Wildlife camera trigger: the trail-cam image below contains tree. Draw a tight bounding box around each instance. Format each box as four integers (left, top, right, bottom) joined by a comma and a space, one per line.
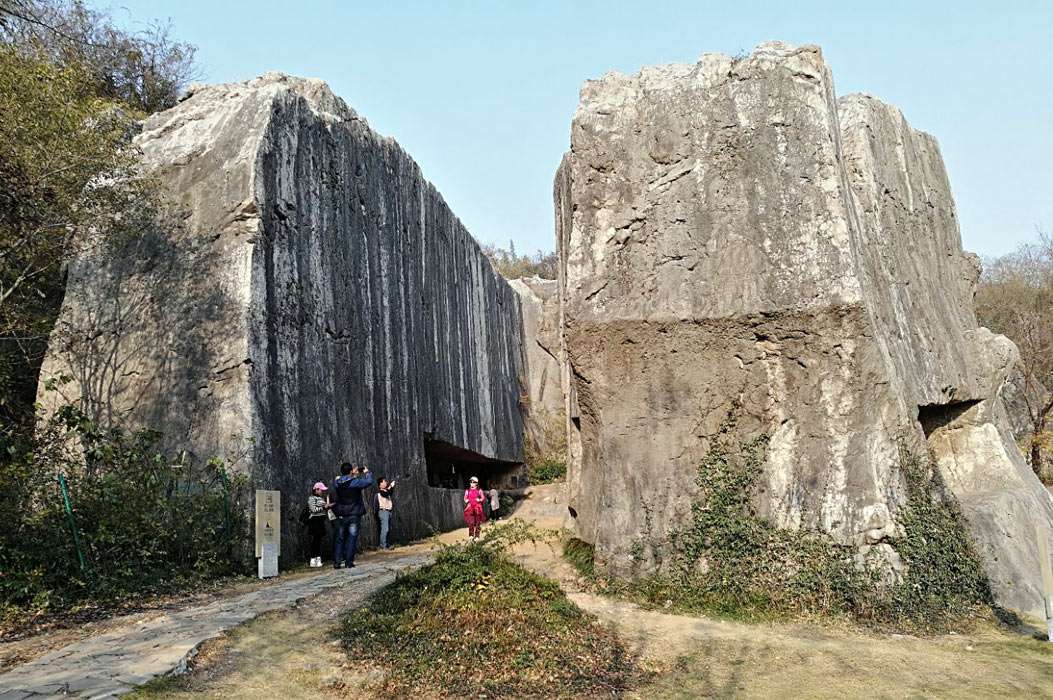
1, 0, 198, 113
975, 230, 1053, 481
0, 0, 198, 444
0, 47, 132, 436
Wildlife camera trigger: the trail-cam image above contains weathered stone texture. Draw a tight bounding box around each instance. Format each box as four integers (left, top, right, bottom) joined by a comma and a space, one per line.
509, 277, 564, 457
839, 93, 1053, 615
40, 73, 525, 559
556, 42, 1053, 617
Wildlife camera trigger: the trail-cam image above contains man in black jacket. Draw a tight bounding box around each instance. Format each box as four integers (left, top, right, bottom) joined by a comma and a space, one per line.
330, 462, 373, 569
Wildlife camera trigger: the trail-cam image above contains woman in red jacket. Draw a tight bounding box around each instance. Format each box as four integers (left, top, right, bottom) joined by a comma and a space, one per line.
463, 476, 486, 541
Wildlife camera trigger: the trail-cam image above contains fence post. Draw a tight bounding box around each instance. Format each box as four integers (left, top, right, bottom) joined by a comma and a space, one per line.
57, 472, 88, 573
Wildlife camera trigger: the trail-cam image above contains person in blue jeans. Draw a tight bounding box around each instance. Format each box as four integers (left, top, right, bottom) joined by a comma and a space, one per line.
373, 476, 396, 549
330, 462, 373, 569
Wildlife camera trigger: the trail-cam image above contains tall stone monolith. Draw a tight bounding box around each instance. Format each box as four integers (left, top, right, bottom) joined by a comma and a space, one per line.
555, 41, 1053, 617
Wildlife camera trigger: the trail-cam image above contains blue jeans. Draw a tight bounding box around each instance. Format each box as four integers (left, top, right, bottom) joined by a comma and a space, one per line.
332, 515, 361, 567
378, 509, 391, 549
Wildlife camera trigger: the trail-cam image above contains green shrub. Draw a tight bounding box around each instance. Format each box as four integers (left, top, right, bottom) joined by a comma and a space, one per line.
0, 405, 249, 628
342, 523, 640, 697
528, 457, 567, 485
524, 409, 568, 485
568, 415, 993, 631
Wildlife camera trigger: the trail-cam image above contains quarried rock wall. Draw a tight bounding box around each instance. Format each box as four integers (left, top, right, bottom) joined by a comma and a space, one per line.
40, 73, 526, 561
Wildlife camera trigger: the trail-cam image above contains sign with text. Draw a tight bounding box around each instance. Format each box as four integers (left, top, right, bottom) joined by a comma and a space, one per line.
255, 489, 281, 558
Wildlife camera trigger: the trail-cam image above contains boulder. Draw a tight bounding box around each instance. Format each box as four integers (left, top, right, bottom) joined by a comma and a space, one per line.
39, 73, 527, 559
555, 42, 1053, 617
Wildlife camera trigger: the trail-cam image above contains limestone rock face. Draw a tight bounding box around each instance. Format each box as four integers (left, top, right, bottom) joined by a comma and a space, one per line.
40, 73, 526, 559
556, 42, 1053, 617
509, 277, 564, 458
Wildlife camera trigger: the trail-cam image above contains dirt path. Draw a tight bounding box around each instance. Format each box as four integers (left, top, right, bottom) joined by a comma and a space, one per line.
506, 485, 1053, 698
129, 529, 476, 699
126, 553, 423, 699
0, 567, 336, 672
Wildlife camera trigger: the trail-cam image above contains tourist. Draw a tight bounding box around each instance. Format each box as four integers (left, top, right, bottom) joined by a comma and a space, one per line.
489, 486, 501, 521
306, 482, 329, 568
464, 476, 486, 540
373, 476, 396, 549
330, 462, 373, 569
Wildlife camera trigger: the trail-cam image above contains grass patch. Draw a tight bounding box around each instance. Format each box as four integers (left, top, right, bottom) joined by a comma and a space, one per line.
342, 523, 641, 697
565, 414, 995, 632
563, 537, 596, 579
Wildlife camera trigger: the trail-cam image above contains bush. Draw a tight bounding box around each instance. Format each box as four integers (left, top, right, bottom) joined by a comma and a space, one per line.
0, 405, 249, 629
524, 408, 568, 485
568, 415, 994, 631
342, 523, 640, 697
528, 457, 566, 485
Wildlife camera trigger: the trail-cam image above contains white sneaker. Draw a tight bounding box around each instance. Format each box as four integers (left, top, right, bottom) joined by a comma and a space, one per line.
309, 557, 320, 568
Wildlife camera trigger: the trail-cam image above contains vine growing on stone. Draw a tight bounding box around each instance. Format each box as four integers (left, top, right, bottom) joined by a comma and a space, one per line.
568, 413, 996, 631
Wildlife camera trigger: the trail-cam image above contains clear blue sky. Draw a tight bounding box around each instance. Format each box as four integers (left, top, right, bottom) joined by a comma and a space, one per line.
119, 0, 1051, 257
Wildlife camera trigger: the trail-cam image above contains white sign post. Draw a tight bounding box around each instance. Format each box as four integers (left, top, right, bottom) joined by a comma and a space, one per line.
255, 489, 281, 579
1037, 524, 1053, 641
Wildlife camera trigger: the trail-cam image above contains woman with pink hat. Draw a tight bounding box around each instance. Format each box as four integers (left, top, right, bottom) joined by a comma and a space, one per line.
463, 476, 486, 541
306, 481, 330, 567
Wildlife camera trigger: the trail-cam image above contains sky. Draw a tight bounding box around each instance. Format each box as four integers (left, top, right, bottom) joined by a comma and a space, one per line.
118, 0, 1051, 258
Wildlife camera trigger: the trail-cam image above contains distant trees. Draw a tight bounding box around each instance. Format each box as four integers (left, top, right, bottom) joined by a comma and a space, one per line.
482, 240, 557, 280
975, 231, 1053, 481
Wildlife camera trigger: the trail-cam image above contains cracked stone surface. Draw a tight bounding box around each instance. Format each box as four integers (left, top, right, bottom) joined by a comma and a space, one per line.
0, 553, 430, 698
555, 40, 1053, 617
36, 72, 526, 557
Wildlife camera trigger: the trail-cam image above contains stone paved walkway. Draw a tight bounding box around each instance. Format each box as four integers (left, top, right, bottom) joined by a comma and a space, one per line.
0, 553, 431, 699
